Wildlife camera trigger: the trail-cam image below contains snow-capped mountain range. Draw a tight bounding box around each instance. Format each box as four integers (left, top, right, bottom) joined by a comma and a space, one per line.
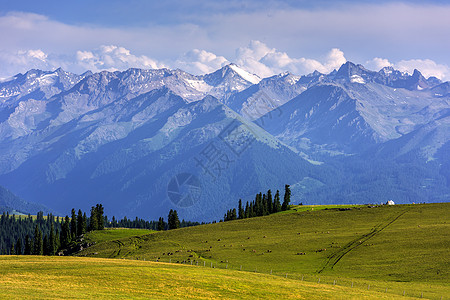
0, 62, 448, 220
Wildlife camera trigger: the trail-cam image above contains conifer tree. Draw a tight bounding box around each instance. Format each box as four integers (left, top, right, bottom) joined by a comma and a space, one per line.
262, 193, 268, 215
10, 243, 15, 255
157, 217, 165, 231
70, 208, 77, 239
96, 204, 105, 230
89, 206, 98, 231
173, 210, 180, 229
24, 235, 32, 255
255, 193, 263, 216
231, 208, 237, 220
82, 213, 87, 233
238, 199, 244, 219
48, 222, 56, 256
16, 238, 22, 255
281, 184, 291, 211
43, 235, 49, 255
273, 190, 281, 213
267, 190, 273, 214
33, 225, 43, 255
249, 201, 255, 218
168, 210, 180, 230
55, 229, 60, 251
60, 216, 71, 249
77, 209, 85, 235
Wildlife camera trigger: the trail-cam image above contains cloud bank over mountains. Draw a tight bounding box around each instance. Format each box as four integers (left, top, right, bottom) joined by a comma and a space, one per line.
2, 40, 449, 82
0, 4, 449, 80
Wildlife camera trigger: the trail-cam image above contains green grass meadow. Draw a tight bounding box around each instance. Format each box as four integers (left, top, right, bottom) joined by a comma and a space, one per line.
83, 228, 154, 244
0, 256, 414, 299
1, 203, 448, 299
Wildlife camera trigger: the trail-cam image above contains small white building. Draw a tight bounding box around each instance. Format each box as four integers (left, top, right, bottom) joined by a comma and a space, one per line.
386, 200, 395, 205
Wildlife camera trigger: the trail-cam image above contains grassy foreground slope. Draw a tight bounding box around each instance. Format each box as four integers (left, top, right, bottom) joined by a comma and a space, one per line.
76, 203, 449, 298
0, 256, 410, 299
83, 228, 154, 243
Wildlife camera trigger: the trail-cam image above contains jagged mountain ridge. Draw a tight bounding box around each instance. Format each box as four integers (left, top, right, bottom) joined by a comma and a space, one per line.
0, 68, 90, 106
0, 82, 312, 220
221, 61, 444, 123
0, 62, 448, 218
253, 63, 450, 204
256, 62, 449, 158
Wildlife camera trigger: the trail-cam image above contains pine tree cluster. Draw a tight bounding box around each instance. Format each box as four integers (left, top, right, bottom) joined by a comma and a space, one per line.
224, 185, 291, 221
1, 204, 203, 255
3, 188, 293, 255
0, 205, 101, 255
106, 211, 199, 231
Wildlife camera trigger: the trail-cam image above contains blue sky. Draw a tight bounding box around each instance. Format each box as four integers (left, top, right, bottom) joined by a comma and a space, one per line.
1, 0, 450, 80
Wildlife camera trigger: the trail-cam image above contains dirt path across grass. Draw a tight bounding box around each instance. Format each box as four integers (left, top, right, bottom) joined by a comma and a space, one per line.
318, 207, 410, 273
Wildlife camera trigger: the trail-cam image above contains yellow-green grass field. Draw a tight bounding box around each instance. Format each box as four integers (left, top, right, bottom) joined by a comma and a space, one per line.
83, 228, 154, 244
0, 256, 414, 299
1, 203, 448, 299
75, 203, 450, 299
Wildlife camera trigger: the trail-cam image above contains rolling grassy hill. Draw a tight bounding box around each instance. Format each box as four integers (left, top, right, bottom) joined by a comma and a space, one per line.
0, 256, 407, 299
1, 203, 448, 299
75, 203, 449, 299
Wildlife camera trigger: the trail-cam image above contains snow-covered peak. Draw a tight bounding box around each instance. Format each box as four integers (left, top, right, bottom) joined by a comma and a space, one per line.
275, 72, 300, 85
0, 68, 85, 103
227, 63, 261, 84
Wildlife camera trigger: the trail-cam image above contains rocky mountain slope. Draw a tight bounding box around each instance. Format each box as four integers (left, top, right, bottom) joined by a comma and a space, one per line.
0, 62, 448, 219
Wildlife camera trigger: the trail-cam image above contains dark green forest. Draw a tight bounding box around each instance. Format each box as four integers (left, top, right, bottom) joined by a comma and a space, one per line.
0, 205, 199, 255
223, 184, 291, 221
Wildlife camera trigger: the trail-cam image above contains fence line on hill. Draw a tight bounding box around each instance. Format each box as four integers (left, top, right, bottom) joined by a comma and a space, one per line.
143, 256, 445, 300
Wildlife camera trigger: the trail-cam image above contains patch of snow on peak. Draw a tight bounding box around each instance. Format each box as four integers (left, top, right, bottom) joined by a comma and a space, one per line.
350, 75, 365, 84
287, 75, 300, 85
381, 67, 393, 75
37, 73, 58, 86
228, 64, 261, 84
185, 79, 212, 93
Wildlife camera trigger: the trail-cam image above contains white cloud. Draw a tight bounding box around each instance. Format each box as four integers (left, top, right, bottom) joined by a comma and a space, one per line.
176, 49, 229, 74
395, 59, 449, 80
324, 48, 347, 72
0, 40, 348, 79
0, 45, 166, 77
1, 3, 450, 68
233, 41, 346, 77
75, 45, 164, 73
366, 57, 393, 71
234, 40, 277, 78
0, 49, 56, 77
0, 41, 449, 84
22, 49, 48, 61
366, 57, 450, 81
236, 40, 276, 62
1, 3, 450, 80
